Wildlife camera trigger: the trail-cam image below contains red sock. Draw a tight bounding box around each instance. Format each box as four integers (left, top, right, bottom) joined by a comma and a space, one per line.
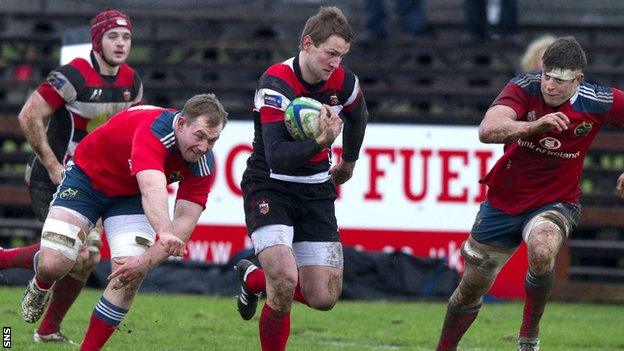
37, 275, 85, 335
81, 297, 128, 351
246, 267, 266, 294
80, 315, 117, 351
436, 304, 481, 351
35, 275, 54, 290
293, 281, 308, 306
520, 271, 553, 339
0, 243, 40, 270
259, 304, 290, 351
247, 268, 308, 305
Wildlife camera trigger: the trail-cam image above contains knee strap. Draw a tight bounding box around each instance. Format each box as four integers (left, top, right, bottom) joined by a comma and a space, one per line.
522, 210, 568, 243
40, 219, 85, 261
461, 240, 512, 274
107, 232, 155, 258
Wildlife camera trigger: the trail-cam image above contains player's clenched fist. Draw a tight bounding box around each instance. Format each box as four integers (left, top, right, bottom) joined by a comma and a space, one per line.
314, 104, 343, 149
535, 112, 570, 133
158, 232, 187, 257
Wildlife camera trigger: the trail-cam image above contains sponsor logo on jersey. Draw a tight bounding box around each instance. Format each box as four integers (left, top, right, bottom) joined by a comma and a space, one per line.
527, 111, 537, 121
59, 188, 78, 199
539, 137, 562, 150
264, 94, 282, 108
329, 94, 339, 106
168, 171, 184, 182
48, 75, 66, 90
574, 121, 593, 137
123, 89, 131, 102
258, 200, 270, 215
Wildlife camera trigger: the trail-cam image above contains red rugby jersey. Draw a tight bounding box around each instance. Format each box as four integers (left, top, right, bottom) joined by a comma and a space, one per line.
73, 106, 213, 207
483, 73, 624, 214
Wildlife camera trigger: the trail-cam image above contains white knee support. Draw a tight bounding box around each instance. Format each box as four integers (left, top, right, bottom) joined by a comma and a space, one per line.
40, 219, 84, 261
522, 210, 568, 243
107, 232, 155, 258
104, 214, 156, 258
461, 240, 512, 274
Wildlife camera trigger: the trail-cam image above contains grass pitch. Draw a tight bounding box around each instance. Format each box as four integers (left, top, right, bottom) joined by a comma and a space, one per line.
1, 287, 623, 350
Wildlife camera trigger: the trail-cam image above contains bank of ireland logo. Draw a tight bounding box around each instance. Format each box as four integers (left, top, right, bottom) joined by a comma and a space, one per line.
258, 200, 270, 215
59, 188, 78, 199
539, 137, 561, 150
574, 121, 593, 137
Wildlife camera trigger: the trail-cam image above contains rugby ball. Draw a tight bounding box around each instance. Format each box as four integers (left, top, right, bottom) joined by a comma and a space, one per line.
284, 97, 322, 141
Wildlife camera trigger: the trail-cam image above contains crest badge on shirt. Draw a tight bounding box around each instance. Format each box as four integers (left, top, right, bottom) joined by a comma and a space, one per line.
574, 121, 593, 137
527, 111, 537, 121
168, 171, 184, 182
258, 200, 270, 215
123, 89, 131, 102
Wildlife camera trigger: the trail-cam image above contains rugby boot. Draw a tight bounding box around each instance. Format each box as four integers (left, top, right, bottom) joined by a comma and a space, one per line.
235, 259, 260, 320
518, 336, 540, 351
34, 330, 77, 345
22, 278, 52, 323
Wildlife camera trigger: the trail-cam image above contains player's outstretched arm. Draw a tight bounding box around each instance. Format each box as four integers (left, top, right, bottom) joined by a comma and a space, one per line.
171, 199, 204, 243
109, 180, 204, 289
136, 170, 175, 237
17, 91, 64, 184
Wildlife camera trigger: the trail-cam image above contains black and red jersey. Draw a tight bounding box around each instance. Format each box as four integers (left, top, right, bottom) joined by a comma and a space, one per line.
244, 55, 368, 184
26, 52, 143, 186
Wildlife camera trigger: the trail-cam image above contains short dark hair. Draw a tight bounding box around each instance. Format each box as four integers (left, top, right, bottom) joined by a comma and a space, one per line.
182, 94, 228, 127
299, 6, 354, 50
542, 36, 587, 72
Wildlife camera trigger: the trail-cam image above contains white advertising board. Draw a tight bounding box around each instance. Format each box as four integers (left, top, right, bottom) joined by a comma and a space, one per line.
170, 121, 504, 232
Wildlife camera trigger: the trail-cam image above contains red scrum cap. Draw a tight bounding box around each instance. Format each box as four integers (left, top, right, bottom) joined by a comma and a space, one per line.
91, 8, 132, 54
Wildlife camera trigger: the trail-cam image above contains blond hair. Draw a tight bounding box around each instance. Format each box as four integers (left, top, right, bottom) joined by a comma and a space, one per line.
520, 35, 557, 73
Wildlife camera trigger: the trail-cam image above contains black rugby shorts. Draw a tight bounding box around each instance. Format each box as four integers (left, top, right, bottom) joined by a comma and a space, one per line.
242, 178, 339, 242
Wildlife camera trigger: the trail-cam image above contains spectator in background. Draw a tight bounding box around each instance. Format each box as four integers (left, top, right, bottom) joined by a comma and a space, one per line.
436, 36, 624, 351
0, 50, 6, 102
8, 45, 37, 104
0, 8, 142, 345
520, 34, 556, 73
464, 0, 518, 43
362, 0, 427, 40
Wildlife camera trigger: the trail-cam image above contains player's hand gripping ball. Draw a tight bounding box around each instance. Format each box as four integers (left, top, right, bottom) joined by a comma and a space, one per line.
284, 97, 323, 141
